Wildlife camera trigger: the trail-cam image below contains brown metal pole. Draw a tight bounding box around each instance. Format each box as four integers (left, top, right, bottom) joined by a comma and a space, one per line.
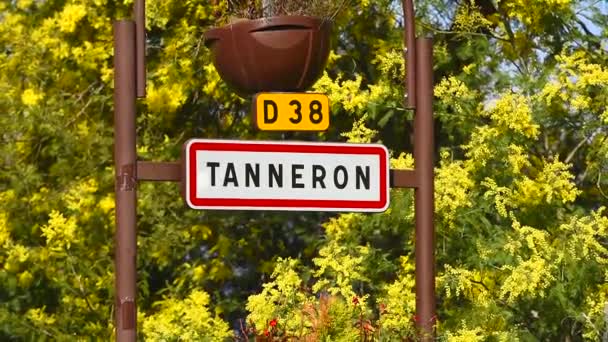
114, 20, 138, 342
414, 37, 435, 340
402, 0, 416, 108
135, 0, 146, 98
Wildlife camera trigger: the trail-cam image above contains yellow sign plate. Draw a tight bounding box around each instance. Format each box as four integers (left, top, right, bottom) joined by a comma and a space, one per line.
253, 93, 330, 131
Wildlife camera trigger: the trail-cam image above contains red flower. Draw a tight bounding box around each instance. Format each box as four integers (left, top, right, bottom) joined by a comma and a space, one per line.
352, 296, 360, 305
269, 318, 277, 327
263, 329, 269, 337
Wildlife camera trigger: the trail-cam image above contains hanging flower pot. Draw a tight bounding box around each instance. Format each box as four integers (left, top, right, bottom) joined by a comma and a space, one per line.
204, 16, 331, 96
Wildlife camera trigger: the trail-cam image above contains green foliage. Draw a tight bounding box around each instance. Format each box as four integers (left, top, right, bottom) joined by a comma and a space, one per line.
141, 290, 231, 341
1, 0, 607, 340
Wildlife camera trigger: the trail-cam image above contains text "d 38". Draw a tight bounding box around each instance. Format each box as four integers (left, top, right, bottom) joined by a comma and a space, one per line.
253, 93, 330, 131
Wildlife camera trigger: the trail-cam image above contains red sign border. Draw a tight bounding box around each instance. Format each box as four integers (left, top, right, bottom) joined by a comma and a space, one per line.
184, 139, 389, 212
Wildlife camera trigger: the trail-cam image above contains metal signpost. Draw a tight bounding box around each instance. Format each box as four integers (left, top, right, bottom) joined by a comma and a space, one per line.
412, 37, 436, 340
112, 0, 434, 340
113, 20, 137, 342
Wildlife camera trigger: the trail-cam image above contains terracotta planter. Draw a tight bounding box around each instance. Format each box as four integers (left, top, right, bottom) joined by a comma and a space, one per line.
204, 16, 331, 96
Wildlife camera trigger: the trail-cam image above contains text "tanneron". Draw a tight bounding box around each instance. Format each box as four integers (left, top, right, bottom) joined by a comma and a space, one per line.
204, 162, 370, 190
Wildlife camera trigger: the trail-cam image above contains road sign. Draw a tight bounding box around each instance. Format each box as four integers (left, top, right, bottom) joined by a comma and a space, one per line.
252, 93, 330, 131
183, 139, 389, 212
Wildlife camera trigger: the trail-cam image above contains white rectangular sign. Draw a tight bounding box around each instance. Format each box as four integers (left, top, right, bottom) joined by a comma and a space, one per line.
183, 139, 389, 212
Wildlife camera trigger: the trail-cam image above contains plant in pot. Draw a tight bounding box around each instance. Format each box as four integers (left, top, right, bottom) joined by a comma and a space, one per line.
204, 0, 346, 96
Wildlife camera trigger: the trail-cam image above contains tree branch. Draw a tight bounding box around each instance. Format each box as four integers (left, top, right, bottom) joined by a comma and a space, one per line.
564, 127, 603, 164
419, 21, 510, 42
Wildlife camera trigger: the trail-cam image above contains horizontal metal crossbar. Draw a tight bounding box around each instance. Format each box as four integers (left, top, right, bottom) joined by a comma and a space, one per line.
137, 161, 181, 181
136, 161, 417, 188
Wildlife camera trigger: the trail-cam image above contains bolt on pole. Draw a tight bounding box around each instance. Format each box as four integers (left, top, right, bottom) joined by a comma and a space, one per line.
414, 36, 436, 340
113, 20, 138, 342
